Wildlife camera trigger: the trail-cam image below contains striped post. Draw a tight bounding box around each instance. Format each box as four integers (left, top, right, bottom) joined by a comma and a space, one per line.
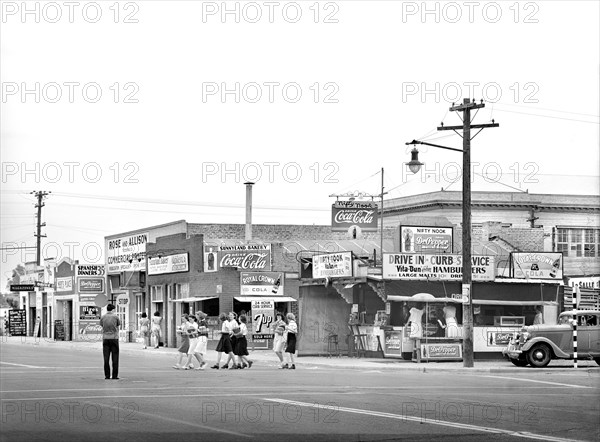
572, 285, 578, 369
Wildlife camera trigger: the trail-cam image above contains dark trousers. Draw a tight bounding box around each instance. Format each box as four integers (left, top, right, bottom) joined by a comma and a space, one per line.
103, 339, 120, 379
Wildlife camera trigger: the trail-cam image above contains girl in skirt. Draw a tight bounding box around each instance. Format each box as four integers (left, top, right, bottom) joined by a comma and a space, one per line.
284, 313, 298, 370
273, 312, 287, 369
227, 312, 240, 369
211, 313, 234, 369
173, 314, 191, 369
185, 315, 202, 370
234, 315, 252, 369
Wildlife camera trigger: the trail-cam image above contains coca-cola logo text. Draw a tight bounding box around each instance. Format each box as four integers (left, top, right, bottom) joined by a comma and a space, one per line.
220, 252, 269, 270
334, 210, 375, 225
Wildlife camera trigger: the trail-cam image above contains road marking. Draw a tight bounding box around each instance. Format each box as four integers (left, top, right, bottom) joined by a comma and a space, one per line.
81, 400, 253, 438
262, 398, 584, 442
0, 362, 48, 369
0, 391, 362, 401
476, 375, 595, 389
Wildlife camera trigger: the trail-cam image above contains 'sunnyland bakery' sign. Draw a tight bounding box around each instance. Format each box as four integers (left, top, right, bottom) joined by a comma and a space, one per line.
312, 252, 353, 278
331, 201, 378, 232
148, 253, 189, 275
510, 252, 563, 280
400, 225, 453, 253
218, 244, 271, 271
383, 253, 495, 281
241, 272, 284, 296
106, 233, 148, 273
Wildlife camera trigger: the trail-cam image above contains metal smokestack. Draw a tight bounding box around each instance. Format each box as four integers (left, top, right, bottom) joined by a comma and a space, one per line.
244, 182, 254, 241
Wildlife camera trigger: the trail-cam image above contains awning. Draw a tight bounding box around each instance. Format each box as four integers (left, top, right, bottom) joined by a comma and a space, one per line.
387, 295, 462, 303
234, 296, 297, 303
171, 296, 218, 303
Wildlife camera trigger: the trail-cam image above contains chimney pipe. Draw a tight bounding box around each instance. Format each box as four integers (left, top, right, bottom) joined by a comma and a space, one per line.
244, 182, 254, 241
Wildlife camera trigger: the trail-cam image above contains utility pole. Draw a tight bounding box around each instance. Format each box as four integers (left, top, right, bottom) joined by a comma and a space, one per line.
437, 98, 498, 367
31, 191, 50, 266
380, 167, 384, 265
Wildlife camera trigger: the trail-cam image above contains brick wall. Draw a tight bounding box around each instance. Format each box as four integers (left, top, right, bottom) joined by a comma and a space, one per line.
188, 223, 396, 241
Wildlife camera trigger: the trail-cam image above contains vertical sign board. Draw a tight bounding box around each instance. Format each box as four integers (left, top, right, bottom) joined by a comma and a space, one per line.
400, 226, 453, 253
251, 299, 274, 340
8, 309, 27, 336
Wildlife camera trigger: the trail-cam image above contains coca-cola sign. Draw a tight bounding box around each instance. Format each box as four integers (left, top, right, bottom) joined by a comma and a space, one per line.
217, 244, 272, 271
331, 201, 378, 232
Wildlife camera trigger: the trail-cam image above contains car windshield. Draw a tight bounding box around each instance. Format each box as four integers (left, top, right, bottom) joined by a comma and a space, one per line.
558, 315, 572, 325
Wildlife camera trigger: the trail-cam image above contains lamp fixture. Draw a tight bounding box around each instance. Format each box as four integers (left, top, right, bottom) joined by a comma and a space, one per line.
407, 148, 423, 174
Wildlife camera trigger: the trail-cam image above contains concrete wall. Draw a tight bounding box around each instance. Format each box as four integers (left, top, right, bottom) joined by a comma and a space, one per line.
298, 285, 352, 356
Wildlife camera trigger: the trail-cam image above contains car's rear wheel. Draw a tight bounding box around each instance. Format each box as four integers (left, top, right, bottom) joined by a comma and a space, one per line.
594, 357, 600, 366
510, 358, 529, 367
526, 344, 552, 368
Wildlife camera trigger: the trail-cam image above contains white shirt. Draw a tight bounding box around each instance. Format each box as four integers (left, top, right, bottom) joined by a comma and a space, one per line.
286, 320, 298, 334
408, 308, 423, 325
239, 323, 248, 337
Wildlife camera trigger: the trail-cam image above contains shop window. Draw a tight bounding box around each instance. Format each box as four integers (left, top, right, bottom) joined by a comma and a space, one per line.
150, 285, 163, 302
174, 283, 189, 300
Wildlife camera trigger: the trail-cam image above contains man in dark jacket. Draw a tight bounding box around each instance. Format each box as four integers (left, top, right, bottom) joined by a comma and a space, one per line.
99, 304, 121, 380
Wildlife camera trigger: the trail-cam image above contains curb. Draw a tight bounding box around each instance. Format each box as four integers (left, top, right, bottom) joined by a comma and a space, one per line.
2, 339, 598, 373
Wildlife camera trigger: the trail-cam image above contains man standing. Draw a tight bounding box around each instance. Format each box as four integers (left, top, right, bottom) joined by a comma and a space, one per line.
100, 304, 121, 380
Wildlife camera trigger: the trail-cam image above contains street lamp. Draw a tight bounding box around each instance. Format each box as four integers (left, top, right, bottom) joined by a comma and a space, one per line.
404, 98, 499, 368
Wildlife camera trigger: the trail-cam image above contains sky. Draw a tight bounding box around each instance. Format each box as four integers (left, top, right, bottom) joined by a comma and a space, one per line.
1, 0, 599, 288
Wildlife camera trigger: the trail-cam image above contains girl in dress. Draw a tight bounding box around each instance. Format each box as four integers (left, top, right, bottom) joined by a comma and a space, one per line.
184, 315, 200, 370
234, 315, 252, 369
272, 312, 287, 369
211, 313, 234, 369
173, 314, 191, 369
227, 312, 240, 369
151, 311, 162, 348
284, 313, 298, 370
195, 311, 209, 370
139, 312, 150, 349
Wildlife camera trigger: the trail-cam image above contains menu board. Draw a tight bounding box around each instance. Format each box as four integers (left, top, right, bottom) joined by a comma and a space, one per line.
54, 320, 65, 341
8, 309, 26, 336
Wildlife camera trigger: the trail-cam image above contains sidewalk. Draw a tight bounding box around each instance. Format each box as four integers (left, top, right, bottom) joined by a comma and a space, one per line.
2, 336, 598, 373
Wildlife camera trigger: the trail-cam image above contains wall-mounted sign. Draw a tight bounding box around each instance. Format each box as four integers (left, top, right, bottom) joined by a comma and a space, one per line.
331, 201, 378, 232
487, 331, 513, 346
148, 253, 189, 275
10, 284, 35, 292
400, 225, 453, 253
78, 278, 104, 293
76, 265, 105, 276
383, 330, 403, 356
383, 254, 495, 281
241, 272, 284, 296
251, 299, 274, 340
106, 233, 148, 273
56, 277, 74, 292
510, 252, 563, 280
218, 244, 271, 271
312, 252, 353, 279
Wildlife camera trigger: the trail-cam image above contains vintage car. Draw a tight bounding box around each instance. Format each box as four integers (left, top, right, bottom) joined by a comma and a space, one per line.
503, 310, 600, 368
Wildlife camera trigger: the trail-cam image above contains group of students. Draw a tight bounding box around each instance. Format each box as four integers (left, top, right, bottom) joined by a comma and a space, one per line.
171, 310, 298, 370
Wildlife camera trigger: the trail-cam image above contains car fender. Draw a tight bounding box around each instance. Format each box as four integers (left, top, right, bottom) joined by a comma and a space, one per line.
521, 337, 570, 358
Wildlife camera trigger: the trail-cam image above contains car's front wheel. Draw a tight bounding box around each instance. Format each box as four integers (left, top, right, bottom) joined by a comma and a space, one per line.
509, 358, 529, 367
526, 344, 552, 368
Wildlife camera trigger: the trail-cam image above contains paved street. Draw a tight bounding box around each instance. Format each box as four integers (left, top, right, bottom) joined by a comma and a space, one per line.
1, 340, 599, 442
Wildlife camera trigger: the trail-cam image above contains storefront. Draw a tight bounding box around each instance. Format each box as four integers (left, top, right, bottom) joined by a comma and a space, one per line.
379, 279, 564, 359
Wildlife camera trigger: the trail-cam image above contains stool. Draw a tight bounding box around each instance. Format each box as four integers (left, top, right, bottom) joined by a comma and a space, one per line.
327, 334, 339, 357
